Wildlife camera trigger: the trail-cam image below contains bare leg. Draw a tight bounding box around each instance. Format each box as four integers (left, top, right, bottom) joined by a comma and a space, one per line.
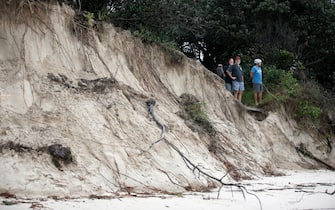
238, 91, 243, 102
234, 91, 238, 100
258, 92, 263, 104
254, 93, 258, 106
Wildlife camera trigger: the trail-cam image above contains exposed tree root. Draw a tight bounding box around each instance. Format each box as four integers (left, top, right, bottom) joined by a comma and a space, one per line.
146, 99, 166, 149
296, 143, 335, 170
158, 169, 185, 189
146, 98, 263, 210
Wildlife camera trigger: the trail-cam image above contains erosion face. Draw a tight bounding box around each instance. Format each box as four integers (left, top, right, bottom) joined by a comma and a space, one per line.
0, 3, 331, 198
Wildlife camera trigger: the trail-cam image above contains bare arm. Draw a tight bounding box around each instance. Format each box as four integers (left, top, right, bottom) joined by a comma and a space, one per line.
227, 69, 236, 80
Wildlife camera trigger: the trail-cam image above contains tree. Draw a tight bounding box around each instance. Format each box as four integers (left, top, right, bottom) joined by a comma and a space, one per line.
290, 0, 335, 89
80, 0, 335, 90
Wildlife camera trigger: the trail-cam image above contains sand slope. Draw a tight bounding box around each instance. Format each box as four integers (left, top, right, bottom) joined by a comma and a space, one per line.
0, 2, 333, 198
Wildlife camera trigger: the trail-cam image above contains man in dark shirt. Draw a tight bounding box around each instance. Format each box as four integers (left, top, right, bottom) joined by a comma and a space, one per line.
223, 58, 234, 94
230, 56, 244, 102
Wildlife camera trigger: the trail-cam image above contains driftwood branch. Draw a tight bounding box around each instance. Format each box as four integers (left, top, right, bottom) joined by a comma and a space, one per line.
146, 99, 262, 210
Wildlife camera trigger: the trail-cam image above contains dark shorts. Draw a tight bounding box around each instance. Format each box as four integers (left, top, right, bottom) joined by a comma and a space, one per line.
253, 83, 263, 93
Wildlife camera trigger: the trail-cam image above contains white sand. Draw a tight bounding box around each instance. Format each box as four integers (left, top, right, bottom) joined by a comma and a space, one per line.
1, 170, 334, 210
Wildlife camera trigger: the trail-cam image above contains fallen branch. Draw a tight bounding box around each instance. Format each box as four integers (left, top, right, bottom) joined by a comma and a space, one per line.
146, 98, 262, 210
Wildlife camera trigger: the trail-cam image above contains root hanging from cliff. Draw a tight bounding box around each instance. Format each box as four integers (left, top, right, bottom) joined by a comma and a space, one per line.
146, 98, 263, 210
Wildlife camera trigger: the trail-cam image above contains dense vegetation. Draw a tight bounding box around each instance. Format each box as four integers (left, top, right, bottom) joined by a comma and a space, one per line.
77, 0, 334, 133
79, 0, 334, 90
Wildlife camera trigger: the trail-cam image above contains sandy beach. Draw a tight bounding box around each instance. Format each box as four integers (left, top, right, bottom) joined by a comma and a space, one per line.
1, 170, 334, 210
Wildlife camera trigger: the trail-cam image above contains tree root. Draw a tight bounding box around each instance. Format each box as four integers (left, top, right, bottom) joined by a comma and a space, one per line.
146, 98, 263, 210
296, 143, 335, 170
146, 99, 166, 149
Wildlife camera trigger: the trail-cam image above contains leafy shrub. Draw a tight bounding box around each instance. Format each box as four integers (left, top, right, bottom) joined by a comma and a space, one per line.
133, 26, 177, 48
296, 100, 321, 125
179, 93, 216, 136
275, 49, 294, 69
246, 65, 323, 128
280, 70, 300, 97
83, 12, 95, 21
97, 10, 108, 21
262, 65, 300, 98
263, 65, 284, 90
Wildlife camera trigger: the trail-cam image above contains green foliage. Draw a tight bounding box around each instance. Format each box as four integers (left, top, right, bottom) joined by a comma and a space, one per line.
180, 94, 208, 123
97, 10, 108, 21
78, 0, 335, 90
261, 65, 300, 98
280, 71, 300, 97
253, 0, 290, 14
255, 65, 324, 128
133, 26, 177, 48
244, 65, 300, 105
276, 50, 294, 69
179, 93, 216, 136
188, 103, 209, 123
293, 60, 306, 71
244, 64, 323, 127
83, 12, 94, 21
296, 100, 322, 124
262, 66, 283, 90
108, 0, 181, 45
77, 0, 334, 132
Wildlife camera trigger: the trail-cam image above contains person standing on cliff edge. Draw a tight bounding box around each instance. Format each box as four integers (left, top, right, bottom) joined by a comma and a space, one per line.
223, 57, 235, 94
230, 56, 244, 102
250, 58, 263, 106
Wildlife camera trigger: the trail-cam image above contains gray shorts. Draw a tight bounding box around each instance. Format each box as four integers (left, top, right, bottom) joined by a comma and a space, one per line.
225, 83, 233, 94
232, 81, 244, 91
253, 83, 263, 93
